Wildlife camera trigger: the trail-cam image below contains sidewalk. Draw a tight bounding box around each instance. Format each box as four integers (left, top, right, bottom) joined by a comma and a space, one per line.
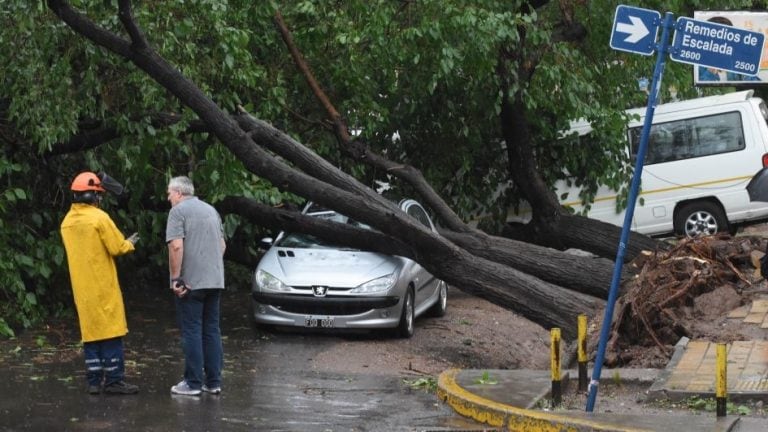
648, 338, 768, 403
437, 338, 768, 431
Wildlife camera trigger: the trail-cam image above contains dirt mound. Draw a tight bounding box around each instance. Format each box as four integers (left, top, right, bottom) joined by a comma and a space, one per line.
599, 234, 768, 368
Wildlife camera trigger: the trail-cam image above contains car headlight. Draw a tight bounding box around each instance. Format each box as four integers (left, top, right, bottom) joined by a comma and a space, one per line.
255, 269, 290, 292
350, 274, 396, 294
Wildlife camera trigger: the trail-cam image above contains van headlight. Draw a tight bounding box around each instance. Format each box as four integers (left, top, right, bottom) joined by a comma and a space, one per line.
350, 274, 396, 294
255, 269, 290, 292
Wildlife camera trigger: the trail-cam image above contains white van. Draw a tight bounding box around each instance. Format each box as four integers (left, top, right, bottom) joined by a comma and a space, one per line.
548, 90, 768, 237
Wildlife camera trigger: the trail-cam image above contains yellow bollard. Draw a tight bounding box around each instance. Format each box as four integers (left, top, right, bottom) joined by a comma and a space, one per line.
578, 314, 588, 392
716, 343, 727, 417
551, 328, 562, 406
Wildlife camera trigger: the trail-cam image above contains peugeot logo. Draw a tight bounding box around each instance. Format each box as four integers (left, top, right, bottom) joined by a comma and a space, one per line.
312, 286, 328, 297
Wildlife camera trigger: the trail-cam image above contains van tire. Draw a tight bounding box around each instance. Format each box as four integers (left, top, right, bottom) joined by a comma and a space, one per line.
674, 201, 728, 237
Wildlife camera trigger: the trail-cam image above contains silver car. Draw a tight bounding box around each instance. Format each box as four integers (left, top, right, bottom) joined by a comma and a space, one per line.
251, 199, 447, 338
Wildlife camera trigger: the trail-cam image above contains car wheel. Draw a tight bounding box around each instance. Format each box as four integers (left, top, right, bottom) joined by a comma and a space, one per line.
395, 288, 415, 338
426, 281, 448, 318
674, 201, 728, 238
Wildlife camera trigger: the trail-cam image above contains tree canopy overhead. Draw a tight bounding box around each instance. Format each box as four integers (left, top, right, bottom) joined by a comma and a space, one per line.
0, 0, 750, 337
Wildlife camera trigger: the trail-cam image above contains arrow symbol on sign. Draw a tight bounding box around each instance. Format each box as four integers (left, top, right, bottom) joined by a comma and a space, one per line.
616, 16, 650, 43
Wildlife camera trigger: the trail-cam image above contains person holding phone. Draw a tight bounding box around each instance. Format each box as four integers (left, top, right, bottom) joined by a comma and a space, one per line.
165, 176, 226, 396
60, 171, 140, 395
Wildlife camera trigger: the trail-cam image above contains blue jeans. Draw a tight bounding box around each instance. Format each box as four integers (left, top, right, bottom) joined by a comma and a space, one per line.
83, 337, 124, 387
175, 289, 223, 390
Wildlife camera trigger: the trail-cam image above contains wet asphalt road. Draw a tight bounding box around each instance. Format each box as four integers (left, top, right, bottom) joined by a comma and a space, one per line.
0, 289, 483, 431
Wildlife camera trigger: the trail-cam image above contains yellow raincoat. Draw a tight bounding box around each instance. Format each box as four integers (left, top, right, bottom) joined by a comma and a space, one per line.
60, 203, 135, 342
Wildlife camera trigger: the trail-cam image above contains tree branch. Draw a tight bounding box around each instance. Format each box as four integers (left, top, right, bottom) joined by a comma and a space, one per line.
118, 0, 148, 49
216, 196, 416, 259
42, 114, 209, 157
48, 0, 133, 57
273, 9, 473, 233
274, 11, 351, 144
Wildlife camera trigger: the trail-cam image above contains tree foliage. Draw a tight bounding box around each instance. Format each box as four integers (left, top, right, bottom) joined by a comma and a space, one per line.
0, 0, 761, 336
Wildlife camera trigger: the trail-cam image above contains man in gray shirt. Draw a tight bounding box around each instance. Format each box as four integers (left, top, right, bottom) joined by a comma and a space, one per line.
166, 176, 226, 396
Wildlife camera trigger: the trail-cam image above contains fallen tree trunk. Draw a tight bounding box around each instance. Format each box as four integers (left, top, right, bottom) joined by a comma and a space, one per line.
215, 196, 604, 338
503, 213, 668, 263
442, 230, 620, 299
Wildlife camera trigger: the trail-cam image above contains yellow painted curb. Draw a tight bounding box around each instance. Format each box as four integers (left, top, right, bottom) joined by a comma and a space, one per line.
436, 369, 653, 432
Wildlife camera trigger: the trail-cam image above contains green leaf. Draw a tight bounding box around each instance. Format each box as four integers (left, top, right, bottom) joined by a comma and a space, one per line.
474, 371, 498, 385
16, 255, 33, 267
26, 292, 38, 306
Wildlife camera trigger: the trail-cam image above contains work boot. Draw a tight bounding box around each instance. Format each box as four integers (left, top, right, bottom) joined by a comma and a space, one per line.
103, 381, 139, 395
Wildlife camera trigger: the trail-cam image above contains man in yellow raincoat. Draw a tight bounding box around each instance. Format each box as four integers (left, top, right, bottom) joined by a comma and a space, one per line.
60, 171, 140, 395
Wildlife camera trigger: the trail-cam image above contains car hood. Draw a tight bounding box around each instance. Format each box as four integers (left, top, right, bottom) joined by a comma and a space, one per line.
257, 248, 401, 288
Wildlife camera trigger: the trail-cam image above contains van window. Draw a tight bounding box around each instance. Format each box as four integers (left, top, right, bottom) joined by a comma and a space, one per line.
630, 111, 745, 165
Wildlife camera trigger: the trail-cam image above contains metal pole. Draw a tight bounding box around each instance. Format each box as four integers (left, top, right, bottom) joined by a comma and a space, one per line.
577, 314, 588, 392
716, 343, 728, 417
586, 12, 675, 412
551, 328, 562, 407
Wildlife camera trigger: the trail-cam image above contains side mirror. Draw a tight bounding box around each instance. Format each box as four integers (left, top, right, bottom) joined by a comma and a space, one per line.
259, 237, 274, 251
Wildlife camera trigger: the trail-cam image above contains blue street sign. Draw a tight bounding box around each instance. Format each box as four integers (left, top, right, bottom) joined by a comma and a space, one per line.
670, 17, 764, 76
610, 5, 661, 55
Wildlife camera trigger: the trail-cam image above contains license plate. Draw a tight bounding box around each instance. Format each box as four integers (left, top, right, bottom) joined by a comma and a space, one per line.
304, 316, 334, 328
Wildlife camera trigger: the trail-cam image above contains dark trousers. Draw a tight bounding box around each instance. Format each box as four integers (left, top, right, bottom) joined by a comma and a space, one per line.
83, 337, 125, 387
175, 289, 223, 390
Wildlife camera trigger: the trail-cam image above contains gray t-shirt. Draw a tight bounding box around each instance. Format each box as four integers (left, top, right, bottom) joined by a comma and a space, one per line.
166, 196, 225, 290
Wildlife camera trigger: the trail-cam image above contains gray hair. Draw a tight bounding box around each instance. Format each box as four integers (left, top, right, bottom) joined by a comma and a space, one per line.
168, 176, 195, 196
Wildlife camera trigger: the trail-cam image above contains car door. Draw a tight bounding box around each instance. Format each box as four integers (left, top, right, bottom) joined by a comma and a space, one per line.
399, 200, 441, 309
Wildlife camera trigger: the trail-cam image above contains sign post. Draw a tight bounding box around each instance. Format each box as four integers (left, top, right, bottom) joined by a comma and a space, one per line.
587, 5, 764, 414
587, 9, 673, 413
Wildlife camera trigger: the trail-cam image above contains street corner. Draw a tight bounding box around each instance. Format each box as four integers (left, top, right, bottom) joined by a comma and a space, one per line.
436, 368, 625, 432
435, 368, 733, 432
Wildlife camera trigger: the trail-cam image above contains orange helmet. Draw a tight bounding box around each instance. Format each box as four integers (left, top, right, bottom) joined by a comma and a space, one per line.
70, 172, 105, 192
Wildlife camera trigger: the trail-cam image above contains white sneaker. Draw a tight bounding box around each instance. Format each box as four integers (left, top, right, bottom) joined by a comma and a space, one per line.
171, 380, 201, 396
202, 384, 221, 395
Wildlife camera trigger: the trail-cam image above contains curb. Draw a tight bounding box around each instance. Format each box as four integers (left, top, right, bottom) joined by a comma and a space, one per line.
436, 369, 652, 432
647, 336, 689, 401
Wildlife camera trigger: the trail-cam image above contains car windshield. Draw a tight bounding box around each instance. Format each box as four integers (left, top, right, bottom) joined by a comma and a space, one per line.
275, 210, 372, 249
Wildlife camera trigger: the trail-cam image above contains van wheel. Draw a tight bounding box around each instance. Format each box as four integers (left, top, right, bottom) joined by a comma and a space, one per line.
674, 202, 728, 237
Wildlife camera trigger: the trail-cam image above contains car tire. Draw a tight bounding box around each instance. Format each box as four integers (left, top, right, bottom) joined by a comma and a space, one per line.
395, 288, 415, 338
426, 281, 448, 318
674, 201, 728, 237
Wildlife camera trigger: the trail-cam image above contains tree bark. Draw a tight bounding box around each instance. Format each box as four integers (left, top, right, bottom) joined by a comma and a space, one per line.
441, 230, 619, 299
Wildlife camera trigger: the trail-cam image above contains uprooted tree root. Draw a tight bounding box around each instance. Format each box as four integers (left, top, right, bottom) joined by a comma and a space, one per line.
600, 233, 764, 367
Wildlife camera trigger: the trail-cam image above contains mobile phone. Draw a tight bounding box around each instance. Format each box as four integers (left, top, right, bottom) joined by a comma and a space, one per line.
173, 279, 189, 297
